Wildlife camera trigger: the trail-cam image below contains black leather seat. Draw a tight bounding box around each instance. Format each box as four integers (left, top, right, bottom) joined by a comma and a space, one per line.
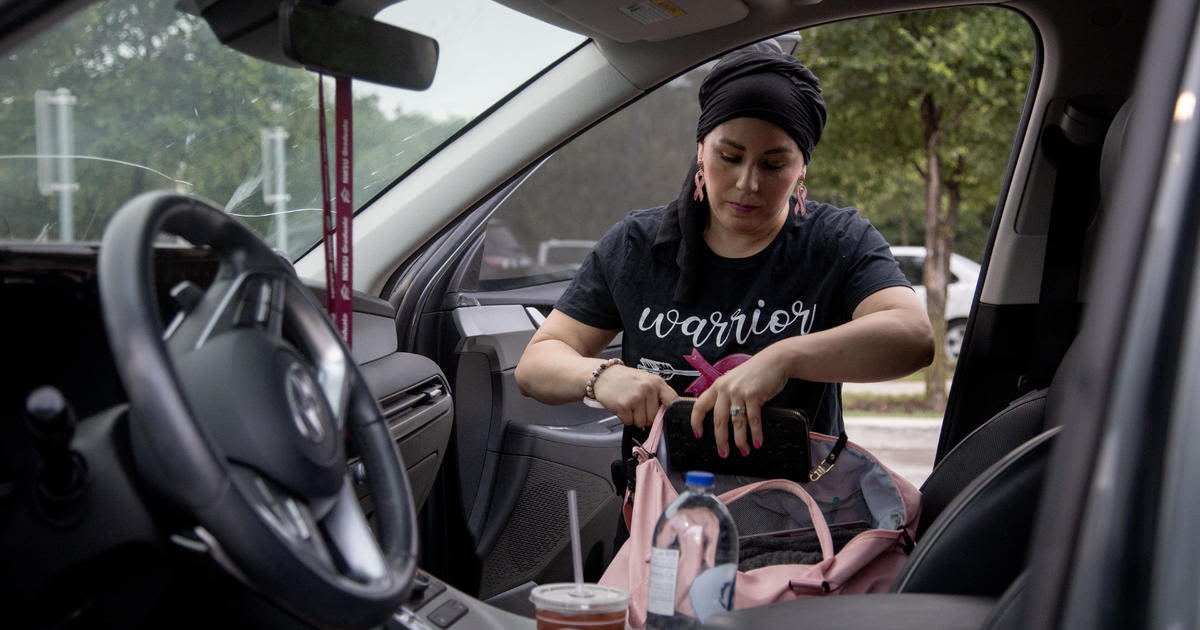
914, 387, 1050, 539
892, 427, 1058, 596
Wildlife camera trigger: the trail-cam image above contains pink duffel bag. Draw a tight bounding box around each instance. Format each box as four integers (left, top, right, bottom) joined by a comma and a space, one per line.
600, 406, 922, 628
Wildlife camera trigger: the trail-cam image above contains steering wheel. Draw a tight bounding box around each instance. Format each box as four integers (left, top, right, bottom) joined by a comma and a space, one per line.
98, 192, 416, 628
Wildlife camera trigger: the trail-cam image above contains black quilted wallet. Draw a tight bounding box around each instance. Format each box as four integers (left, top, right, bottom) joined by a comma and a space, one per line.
660, 399, 812, 483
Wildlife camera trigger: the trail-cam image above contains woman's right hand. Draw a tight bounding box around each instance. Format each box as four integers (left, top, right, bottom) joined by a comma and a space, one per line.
515, 309, 676, 426
592, 365, 679, 429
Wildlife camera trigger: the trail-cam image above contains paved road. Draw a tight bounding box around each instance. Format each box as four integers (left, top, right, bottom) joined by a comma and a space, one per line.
843, 416, 940, 487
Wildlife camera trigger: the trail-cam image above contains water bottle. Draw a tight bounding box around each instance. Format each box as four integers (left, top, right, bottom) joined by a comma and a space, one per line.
645, 471, 738, 629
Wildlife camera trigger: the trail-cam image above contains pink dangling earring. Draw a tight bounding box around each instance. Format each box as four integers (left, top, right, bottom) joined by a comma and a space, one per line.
693, 162, 706, 202
795, 180, 807, 216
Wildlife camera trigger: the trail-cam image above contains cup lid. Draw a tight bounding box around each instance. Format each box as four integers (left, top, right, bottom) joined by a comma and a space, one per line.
529, 583, 630, 614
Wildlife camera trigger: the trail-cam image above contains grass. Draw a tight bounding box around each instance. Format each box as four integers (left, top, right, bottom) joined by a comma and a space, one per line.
841, 363, 957, 417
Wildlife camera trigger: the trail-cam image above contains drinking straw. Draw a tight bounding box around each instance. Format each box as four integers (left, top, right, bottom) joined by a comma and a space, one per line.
568, 489, 584, 594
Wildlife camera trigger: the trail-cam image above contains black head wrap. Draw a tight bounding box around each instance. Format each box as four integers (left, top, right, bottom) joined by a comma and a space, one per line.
696, 45, 826, 163
661, 43, 826, 304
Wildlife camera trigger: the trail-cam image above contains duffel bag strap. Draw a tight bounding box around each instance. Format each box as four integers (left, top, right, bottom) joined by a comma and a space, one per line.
719, 478, 836, 561
809, 430, 848, 482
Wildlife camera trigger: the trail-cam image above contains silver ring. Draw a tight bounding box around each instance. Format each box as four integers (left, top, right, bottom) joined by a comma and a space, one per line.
730, 405, 746, 418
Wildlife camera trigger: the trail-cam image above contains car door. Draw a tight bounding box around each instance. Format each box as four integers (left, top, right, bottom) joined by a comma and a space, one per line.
381, 188, 628, 599
430, 272, 625, 601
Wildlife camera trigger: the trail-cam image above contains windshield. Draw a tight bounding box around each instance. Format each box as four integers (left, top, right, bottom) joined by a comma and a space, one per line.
0, 0, 583, 258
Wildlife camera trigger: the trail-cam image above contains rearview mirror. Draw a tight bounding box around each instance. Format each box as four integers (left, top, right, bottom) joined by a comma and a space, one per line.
280, 1, 438, 90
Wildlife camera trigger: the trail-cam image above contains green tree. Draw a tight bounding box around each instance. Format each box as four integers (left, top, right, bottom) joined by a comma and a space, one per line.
0, 0, 464, 258
488, 9, 1031, 410
804, 7, 1033, 407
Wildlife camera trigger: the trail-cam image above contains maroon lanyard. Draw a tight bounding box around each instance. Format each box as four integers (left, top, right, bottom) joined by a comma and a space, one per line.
318, 75, 353, 347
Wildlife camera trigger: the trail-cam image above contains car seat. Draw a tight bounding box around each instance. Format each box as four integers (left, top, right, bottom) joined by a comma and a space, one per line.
913, 387, 1049, 539
888, 343, 1078, 597
891, 427, 1059, 595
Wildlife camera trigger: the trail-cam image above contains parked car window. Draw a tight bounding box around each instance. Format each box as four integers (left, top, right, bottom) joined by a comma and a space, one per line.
896, 254, 964, 286
897, 256, 924, 286
472, 7, 1031, 296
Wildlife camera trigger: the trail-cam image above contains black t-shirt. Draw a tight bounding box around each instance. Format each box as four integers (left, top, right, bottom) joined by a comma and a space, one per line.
555, 200, 909, 450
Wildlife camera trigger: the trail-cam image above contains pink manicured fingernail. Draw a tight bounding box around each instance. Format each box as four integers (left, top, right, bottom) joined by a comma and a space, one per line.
718, 448, 727, 458
754, 440, 762, 449
740, 448, 749, 457
694, 429, 701, 438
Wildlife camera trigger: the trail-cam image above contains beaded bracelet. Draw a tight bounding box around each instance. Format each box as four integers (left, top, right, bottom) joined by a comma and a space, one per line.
583, 357, 623, 406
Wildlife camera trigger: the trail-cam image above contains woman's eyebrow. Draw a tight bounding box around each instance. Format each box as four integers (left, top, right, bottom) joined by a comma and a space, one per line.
716, 137, 794, 155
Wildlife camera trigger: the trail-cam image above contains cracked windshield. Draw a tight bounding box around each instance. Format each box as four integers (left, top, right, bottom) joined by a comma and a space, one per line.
0, 0, 583, 258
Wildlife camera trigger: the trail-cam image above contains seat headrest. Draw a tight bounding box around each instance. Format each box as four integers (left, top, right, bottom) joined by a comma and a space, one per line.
1082, 99, 1133, 303
1099, 99, 1134, 209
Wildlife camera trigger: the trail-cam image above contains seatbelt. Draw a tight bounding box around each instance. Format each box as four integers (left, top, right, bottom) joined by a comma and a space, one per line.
1022, 111, 1104, 391
318, 75, 354, 347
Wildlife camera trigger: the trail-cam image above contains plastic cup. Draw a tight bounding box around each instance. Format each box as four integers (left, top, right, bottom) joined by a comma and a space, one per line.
529, 583, 630, 630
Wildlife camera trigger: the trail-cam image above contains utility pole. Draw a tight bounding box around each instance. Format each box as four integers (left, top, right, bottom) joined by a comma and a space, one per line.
35, 88, 77, 242
262, 126, 290, 254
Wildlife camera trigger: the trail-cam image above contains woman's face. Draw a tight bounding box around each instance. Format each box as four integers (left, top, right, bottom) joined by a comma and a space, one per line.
697, 117, 807, 240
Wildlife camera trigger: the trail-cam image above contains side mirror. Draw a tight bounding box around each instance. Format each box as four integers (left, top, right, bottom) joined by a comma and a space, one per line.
280, 1, 438, 90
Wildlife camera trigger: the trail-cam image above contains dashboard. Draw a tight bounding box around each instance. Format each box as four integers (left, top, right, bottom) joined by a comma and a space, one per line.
0, 244, 456, 626
1, 246, 219, 424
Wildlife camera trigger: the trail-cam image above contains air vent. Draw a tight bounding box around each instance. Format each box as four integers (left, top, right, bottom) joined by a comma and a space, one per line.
379, 377, 448, 441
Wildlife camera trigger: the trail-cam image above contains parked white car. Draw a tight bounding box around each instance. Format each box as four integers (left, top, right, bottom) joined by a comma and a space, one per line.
890, 246, 980, 361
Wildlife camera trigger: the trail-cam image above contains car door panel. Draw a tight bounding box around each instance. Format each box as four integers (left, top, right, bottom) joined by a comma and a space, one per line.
446, 300, 623, 599
475, 417, 623, 599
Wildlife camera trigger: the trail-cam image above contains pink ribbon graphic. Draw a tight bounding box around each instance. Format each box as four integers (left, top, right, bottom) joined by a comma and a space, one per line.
683, 349, 751, 395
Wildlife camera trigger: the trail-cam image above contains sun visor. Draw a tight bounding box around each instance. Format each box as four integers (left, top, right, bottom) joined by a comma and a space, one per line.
507, 0, 750, 43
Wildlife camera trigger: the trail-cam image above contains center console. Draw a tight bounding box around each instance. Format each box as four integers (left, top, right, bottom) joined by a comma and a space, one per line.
388, 571, 536, 630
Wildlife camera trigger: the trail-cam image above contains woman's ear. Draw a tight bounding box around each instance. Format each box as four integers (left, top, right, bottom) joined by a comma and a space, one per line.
696, 141, 705, 163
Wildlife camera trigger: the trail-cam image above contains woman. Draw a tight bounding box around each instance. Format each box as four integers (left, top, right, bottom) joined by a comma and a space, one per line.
514, 44, 933, 462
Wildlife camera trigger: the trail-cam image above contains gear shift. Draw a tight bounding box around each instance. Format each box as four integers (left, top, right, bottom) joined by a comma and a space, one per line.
24, 386, 88, 517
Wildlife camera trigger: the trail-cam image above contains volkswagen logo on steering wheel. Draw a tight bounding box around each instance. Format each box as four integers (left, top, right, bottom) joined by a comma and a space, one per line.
285, 363, 329, 444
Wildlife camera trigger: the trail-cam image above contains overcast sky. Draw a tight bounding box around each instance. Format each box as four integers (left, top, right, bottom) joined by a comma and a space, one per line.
364, 0, 585, 121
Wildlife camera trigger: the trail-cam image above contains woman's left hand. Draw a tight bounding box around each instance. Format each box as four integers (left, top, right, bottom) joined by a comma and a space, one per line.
689, 346, 790, 458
